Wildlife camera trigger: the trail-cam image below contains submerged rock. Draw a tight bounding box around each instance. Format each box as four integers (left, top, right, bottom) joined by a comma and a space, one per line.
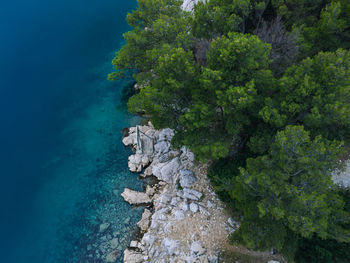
105, 250, 120, 262
121, 188, 152, 205
99, 223, 110, 233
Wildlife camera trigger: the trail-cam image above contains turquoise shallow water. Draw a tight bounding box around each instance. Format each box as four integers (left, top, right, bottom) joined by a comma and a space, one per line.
0, 0, 142, 262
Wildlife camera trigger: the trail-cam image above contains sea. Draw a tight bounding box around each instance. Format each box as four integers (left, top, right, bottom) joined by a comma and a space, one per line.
0, 0, 144, 262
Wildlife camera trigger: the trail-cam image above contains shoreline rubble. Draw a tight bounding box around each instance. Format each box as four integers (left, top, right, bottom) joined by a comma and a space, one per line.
120, 122, 236, 263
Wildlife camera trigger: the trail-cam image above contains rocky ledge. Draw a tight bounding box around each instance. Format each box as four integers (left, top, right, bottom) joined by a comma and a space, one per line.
120, 122, 282, 263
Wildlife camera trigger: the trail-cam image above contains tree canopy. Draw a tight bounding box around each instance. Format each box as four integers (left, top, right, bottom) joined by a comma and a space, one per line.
110, 0, 350, 261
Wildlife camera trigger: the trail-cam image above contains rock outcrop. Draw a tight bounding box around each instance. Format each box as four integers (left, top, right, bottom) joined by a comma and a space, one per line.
121, 188, 152, 205
121, 123, 285, 263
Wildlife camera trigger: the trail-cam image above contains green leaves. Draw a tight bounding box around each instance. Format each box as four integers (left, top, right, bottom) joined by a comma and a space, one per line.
235, 126, 348, 245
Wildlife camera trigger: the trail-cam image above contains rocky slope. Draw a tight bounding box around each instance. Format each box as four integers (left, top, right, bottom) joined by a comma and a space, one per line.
120, 123, 283, 263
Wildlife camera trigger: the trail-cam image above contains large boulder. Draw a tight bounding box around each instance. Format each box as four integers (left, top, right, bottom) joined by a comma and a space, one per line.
121, 188, 152, 205
122, 133, 136, 147
156, 128, 175, 142
123, 249, 143, 263
152, 157, 180, 183
155, 141, 171, 155
182, 188, 203, 200
179, 169, 197, 188
137, 209, 152, 232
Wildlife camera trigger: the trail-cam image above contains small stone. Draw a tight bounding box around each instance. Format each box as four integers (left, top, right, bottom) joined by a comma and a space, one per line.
268, 261, 280, 263
99, 223, 110, 233
190, 203, 199, 213
179, 201, 189, 211
124, 217, 131, 224
190, 241, 206, 256
174, 210, 185, 221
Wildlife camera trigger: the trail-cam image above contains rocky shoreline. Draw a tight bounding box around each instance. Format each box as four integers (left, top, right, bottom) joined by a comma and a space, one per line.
119, 123, 283, 263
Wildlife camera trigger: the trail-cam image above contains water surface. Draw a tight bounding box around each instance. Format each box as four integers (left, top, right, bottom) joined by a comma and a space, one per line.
0, 0, 143, 262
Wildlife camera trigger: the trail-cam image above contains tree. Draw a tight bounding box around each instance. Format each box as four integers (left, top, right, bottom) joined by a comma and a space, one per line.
179, 32, 274, 160
232, 126, 350, 252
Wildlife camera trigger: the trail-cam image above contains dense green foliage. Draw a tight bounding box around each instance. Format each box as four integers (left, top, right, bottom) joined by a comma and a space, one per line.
110, 0, 350, 261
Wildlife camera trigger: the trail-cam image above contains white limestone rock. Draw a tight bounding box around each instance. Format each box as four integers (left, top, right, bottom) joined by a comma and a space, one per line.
179, 201, 189, 211
179, 169, 197, 188
162, 238, 179, 255
183, 188, 203, 200
122, 133, 136, 147
137, 209, 152, 232
174, 210, 185, 221
121, 188, 152, 205
152, 157, 180, 183
123, 249, 143, 263
190, 241, 206, 256
190, 203, 199, 213
155, 141, 171, 155
156, 128, 175, 142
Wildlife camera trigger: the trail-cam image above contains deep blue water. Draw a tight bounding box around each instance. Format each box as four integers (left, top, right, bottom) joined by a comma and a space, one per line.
0, 0, 143, 262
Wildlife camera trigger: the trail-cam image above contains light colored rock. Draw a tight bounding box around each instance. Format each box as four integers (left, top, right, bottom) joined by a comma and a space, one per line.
170, 197, 181, 206
142, 233, 156, 247
153, 157, 180, 183
190, 241, 206, 256
159, 150, 179, 163
268, 261, 280, 263
179, 201, 189, 211
332, 160, 350, 188
130, 240, 138, 248
122, 133, 136, 146
182, 0, 204, 11
183, 188, 203, 200
156, 128, 175, 142
179, 169, 197, 188
121, 188, 152, 205
207, 200, 215, 209
137, 209, 152, 232
228, 218, 237, 227
162, 238, 179, 255
180, 146, 195, 162
174, 210, 185, 221
109, 238, 119, 249
199, 206, 210, 216
152, 211, 167, 221
106, 250, 120, 262
99, 223, 110, 233
146, 185, 155, 196
155, 141, 171, 155
123, 249, 143, 263
190, 203, 199, 213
